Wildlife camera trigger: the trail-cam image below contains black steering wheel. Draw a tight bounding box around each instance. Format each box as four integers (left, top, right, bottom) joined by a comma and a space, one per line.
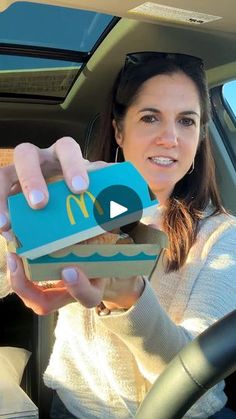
135, 310, 236, 419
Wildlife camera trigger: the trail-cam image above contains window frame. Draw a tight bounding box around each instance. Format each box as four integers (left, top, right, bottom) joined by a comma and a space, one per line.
211, 84, 236, 171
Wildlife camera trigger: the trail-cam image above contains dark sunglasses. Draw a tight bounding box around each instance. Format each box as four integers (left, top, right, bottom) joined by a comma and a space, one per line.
123, 51, 204, 72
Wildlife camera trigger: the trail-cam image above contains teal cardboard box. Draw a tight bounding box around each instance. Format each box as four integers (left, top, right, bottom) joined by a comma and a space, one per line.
23, 223, 167, 281
8, 162, 168, 280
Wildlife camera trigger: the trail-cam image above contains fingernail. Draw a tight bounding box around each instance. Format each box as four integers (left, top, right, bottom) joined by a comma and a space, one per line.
0, 213, 8, 228
62, 268, 78, 284
71, 176, 87, 192
29, 190, 45, 206
2, 231, 14, 242
7, 253, 17, 273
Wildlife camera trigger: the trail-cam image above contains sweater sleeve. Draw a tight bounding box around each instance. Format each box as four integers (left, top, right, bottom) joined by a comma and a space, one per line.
98, 223, 236, 383
0, 236, 11, 298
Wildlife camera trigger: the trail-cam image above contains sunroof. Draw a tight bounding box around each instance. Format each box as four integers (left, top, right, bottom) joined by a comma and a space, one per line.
0, 1, 115, 101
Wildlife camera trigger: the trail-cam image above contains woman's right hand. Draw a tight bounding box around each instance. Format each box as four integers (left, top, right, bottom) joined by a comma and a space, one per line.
0, 136, 106, 232
0, 136, 111, 232
0, 137, 110, 313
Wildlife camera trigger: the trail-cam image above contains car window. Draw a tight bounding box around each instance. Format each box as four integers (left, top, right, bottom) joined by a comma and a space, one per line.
0, 148, 13, 167
222, 80, 236, 119
0, 2, 113, 52
211, 80, 236, 168
0, 2, 115, 101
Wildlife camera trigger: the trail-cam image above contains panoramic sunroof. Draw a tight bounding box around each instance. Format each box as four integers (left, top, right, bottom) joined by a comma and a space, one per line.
0, 1, 115, 101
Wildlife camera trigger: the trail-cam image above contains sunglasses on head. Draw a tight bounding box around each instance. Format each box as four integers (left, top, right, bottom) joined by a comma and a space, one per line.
123, 51, 204, 72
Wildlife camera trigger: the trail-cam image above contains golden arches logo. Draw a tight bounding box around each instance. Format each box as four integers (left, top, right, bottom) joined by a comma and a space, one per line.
66, 192, 104, 225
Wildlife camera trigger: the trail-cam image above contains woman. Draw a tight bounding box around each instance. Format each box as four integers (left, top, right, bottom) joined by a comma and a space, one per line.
0, 52, 235, 418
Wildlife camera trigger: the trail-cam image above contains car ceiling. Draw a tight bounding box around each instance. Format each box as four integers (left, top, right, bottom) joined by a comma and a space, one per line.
2, 0, 236, 34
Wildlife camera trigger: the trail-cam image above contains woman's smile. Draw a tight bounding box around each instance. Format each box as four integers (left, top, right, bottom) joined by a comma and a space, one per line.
148, 155, 178, 168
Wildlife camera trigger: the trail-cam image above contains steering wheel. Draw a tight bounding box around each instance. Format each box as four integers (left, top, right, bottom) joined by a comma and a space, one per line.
135, 310, 236, 419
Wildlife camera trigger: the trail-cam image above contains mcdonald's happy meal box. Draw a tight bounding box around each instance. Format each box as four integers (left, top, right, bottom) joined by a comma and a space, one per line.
8, 162, 167, 280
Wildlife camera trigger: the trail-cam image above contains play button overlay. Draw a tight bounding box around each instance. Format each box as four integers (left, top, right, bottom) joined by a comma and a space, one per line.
93, 185, 143, 232
110, 201, 128, 218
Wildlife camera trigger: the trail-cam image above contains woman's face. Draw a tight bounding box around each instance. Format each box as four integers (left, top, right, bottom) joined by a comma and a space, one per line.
114, 72, 201, 204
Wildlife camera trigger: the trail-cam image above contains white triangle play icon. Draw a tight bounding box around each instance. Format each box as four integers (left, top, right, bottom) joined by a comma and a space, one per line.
110, 201, 128, 219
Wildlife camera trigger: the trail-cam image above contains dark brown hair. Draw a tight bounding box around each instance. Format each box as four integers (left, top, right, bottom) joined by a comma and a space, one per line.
88, 55, 225, 272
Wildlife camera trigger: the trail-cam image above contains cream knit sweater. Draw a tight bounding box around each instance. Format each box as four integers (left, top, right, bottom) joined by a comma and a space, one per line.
1, 211, 236, 418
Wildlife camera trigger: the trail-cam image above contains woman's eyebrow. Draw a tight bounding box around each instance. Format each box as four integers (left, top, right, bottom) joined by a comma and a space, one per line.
139, 107, 160, 113
138, 108, 200, 117
179, 110, 200, 117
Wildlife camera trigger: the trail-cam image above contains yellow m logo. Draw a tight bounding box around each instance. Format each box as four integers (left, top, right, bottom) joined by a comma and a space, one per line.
66, 191, 104, 225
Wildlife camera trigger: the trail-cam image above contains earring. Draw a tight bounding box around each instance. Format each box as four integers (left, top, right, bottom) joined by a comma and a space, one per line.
188, 159, 195, 174
115, 146, 123, 163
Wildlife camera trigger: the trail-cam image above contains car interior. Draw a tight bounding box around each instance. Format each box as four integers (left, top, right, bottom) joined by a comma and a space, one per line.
0, 1, 235, 418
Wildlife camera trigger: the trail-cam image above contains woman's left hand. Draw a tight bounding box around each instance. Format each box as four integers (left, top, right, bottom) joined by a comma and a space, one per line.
7, 251, 144, 314
7, 252, 75, 315
61, 268, 145, 311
